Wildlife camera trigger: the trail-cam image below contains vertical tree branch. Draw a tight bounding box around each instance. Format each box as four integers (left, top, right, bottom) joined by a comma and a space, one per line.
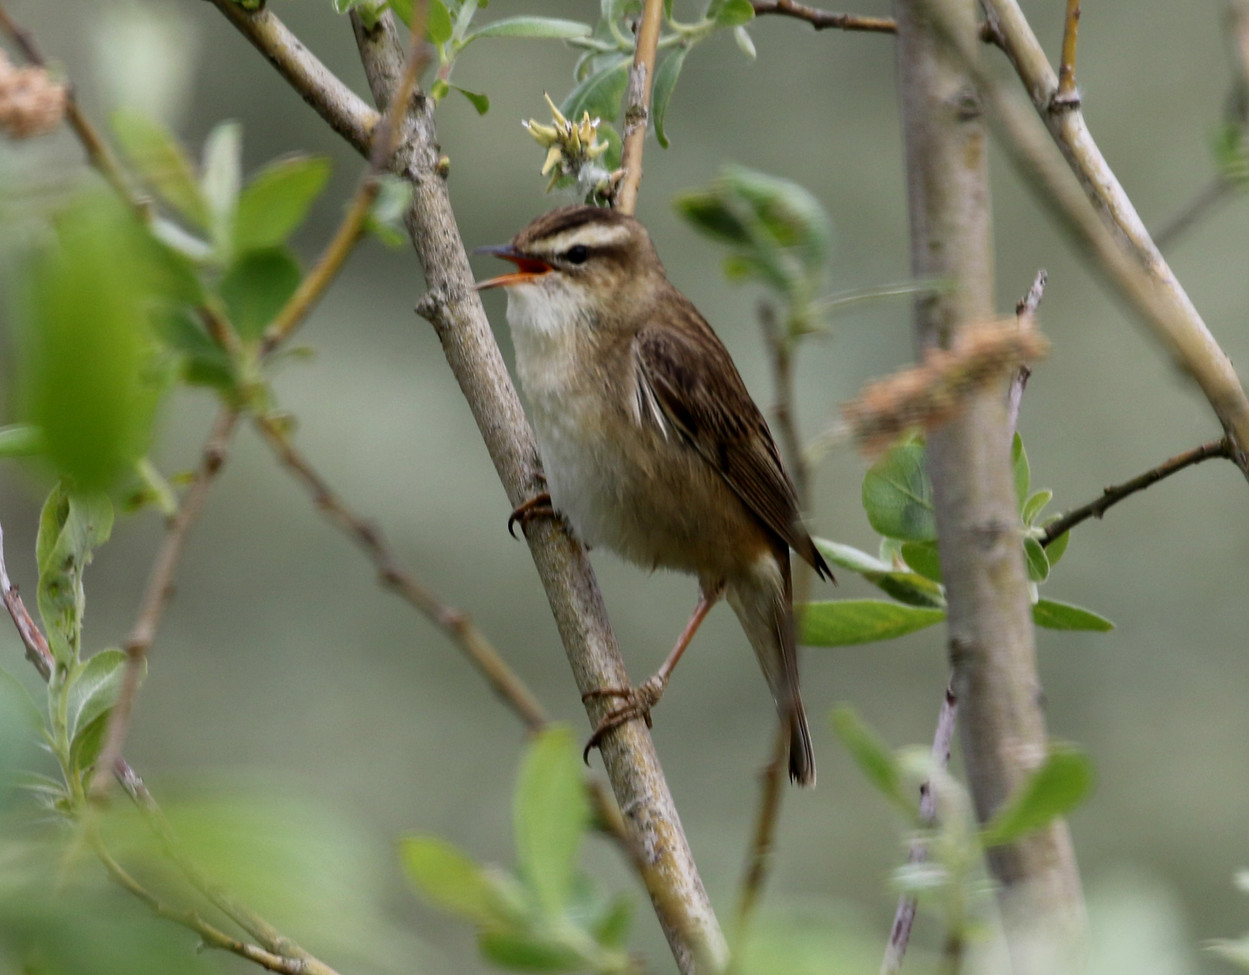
894, 0, 1084, 966
1054, 0, 1081, 105
614, 0, 665, 215
337, 11, 726, 972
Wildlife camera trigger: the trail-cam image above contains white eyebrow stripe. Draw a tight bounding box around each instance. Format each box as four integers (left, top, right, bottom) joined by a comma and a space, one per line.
541, 221, 632, 252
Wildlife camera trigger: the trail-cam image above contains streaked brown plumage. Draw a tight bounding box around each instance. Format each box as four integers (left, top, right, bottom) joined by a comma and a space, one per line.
479, 205, 831, 785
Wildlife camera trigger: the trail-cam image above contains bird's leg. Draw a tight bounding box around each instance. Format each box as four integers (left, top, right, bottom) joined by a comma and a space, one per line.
582, 582, 725, 761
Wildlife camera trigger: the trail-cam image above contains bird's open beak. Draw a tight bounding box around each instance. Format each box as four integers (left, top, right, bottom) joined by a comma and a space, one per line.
474, 244, 552, 290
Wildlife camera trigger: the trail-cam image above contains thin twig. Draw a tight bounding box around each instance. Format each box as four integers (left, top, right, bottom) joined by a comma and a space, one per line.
0, 520, 54, 681
750, 1, 896, 32
90, 408, 239, 800
733, 724, 787, 938
1054, 0, 1081, 106
1040, 437, 1233, 546
614, 0, 664, 215
261, 0, 429, 354
93, 834, 342, 975
0, 2, 138, 209
1006, 269, 1046, 440
881, 683, 958, 975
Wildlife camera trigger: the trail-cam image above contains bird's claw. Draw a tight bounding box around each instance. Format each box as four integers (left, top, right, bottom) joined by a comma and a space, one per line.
507, 491, 555, 538
581, 675, 667, 763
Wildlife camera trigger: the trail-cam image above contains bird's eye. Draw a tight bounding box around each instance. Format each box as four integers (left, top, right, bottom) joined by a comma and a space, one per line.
564, 244, 589, 265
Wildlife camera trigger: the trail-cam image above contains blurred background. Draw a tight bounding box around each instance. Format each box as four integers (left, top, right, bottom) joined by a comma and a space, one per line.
2, 0, 1249, 971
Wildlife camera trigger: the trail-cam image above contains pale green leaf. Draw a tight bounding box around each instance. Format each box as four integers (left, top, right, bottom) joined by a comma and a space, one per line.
110, 109, 208, 227
220, 249, 302, 341
652, 46, 689, 149
426, 0, 453, 44
830, 707, 912, 812
399, 836, 519, 926
234, 156, 330, 253
0, 424, 44, 458
1032, 599, 1113, 632
801, 600, 944, 647
36, 486, 114, 666
450, 85, 490, 115
862, 442, 937, 542
1023, 536, 1049, 583
813, 539, 945, 609
714, 0, 755, 26
462, 17, 592, 44
980, 745, 1093, 847
899, 540, 941, 583
201, 121, 242, 258
561, 56, 630, 124
1012, 432, 1030, 509
66, 648, 128, 743
514, 725, 588, 917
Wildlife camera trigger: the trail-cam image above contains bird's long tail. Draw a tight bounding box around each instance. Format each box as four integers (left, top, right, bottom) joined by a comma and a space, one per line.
725, 546, 815, 787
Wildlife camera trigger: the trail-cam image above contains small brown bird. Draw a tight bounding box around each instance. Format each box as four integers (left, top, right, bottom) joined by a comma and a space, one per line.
478, 205, 831, 785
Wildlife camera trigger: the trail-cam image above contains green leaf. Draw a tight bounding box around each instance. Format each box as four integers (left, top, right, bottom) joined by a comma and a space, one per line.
1032, 599, 1114, 632
17, 193, 169, 490
899, 540, 941, 583
220, 249, 302, 342
0, 665, 44, 736
364, 175, 414, 247
801, 600, 945, 647
1023, 536, 1049, 583
1012, 432, 1030, 509
66, 648, 128, 744
399, 836, 519, 927
429, 78, 450, 103
386, 0, 413, 28
514, 726, 589, 917
110, 109, 208, 228
450, 84, 490, 115
674, 189, 752, 247
0, 424, 44, 458
155, 309, 235, 391
590, 894, 633, 949
234, 156, 331, 254
862, 442, 937, 542
561, 56, 630, 124
1044, 527, 1070, 566
651, 45, 689, 149
35, 486, 114, 666
462, 17, 592, 44
980, 745, 1093, 847
714, 0, 755, 26
426, 0, 454, 45
201, 121, 243, 259
814, 539, 945, 609
1022, 489, 1052, 525
478, 930, 588, 972
830, 707, 912, 811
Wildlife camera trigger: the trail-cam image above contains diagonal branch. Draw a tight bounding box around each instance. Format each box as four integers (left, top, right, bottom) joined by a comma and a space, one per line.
90, 408, 239, 799
1041, 438, 1232, 546
750, 1, 896, 32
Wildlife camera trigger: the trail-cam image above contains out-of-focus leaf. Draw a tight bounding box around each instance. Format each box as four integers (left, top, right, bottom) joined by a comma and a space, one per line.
65, 649, 128, 744
220, 248, 302, 342
899, 540, 941, 583
201, 121, 242, 258
1032, 599, 1113, 632
590, 894, 633, 948
0, 424, 44, 458
801, 600, 945, 647
478, 930, 588, 972
1022, 488, 1053, 525
733, 25, 757, 59
561, 56, 630, 125
1012, 432, 1030, 509
1044, 526, 1070, 566
155, 309, 235, 391
814, 539, 945, 609
980, 744, 1093, 847
365, 175, 414, 247
714, 0, 755, 26
35, 486, 114, 666
234, 156, 330, 254
1023, 536, 1050, 583
862, 442, 936, 542
400, 836, 520, 927
426, 0, 454, 44
651, 45, 689, 149
462, 17, 592, 44
18, 194, 170, 491
451, 85, 491, 115
110, 109, 208, 228
514, 726, 588, 917
830, 707, 912, 812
